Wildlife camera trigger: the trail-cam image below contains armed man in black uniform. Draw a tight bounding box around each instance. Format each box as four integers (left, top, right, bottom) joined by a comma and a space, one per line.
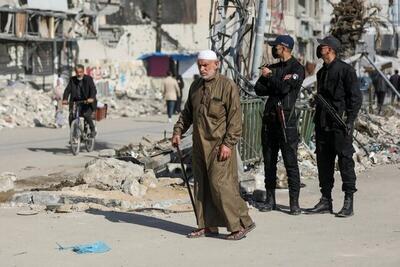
255, 35, 305, 215
307, 36, 362, 217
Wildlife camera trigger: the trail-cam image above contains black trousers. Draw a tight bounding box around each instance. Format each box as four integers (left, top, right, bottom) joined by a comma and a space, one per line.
175, 96, 182, 113
315, 127, 357, 198
261, 120, 300, 196
376, 91, 386, 106
69, 105, 95, 132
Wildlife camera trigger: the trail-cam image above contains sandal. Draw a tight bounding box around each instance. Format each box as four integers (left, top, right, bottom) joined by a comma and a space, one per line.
187, 228, 219, 238
243, 222, 256, 236
226, 228, 247, 241
226, 222, 256, 241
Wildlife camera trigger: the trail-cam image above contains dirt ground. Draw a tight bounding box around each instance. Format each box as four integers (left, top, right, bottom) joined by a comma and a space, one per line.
0, 164, 399, 267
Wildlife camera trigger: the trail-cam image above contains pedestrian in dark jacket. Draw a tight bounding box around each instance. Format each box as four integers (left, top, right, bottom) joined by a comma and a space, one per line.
175, 74, 185, 113
371, 70, 388, 114
389, 70, 400, 104
62, 64, 97, 137
254, 35, 305, 215
307, 36, 362, 217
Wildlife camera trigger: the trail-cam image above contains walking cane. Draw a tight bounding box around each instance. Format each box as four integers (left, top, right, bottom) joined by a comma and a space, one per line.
176, 145, 198, 224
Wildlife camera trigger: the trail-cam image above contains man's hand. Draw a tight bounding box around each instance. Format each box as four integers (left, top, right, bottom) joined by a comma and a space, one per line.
62, 100, 68, 105
346, 122, 354, 136
171, 134, 181, 147
218, 144, 232, 161
261, 67, 272, 77
87, 98, 94, 104
283, 74, 292, 80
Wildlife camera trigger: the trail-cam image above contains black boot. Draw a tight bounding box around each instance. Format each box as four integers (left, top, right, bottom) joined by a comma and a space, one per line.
259, 189, 276, 212
289, 191, 301, 215
336, 193, 354, 217
306, 196, 333, 214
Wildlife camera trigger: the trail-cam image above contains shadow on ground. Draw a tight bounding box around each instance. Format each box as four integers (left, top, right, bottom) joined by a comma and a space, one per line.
27, 141, 115, 155
86, 208, 194, 236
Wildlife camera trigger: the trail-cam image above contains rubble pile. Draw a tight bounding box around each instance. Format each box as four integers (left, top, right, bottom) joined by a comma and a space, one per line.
92, 62, 165, 119
8, 157, 191, 213
0, 76, 165, 130
0, 83, 57, 129
78, 158, 158, 198
102, 95, 164, 119
353, 108, 400, 168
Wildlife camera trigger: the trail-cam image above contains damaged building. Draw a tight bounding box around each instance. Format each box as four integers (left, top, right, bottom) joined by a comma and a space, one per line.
0, 0, 120, 87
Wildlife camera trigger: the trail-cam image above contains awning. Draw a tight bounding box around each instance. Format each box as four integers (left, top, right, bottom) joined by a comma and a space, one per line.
137, 52, 198, 61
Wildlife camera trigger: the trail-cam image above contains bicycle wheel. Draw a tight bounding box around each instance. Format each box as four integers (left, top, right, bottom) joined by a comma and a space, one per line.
70, 119, 81, 155
85, 135, 95, 152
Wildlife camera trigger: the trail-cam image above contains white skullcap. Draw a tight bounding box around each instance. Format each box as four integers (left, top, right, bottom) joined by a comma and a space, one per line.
197, 50, 218, 60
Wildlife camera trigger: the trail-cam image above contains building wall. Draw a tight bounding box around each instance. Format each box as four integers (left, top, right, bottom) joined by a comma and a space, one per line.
78, 1, 211, 63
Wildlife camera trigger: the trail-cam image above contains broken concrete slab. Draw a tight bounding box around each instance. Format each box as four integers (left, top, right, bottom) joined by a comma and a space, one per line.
122, 177, 147, 197
79, 158, 145, 190
0, 172, 17, 192
139, 169, 158, 189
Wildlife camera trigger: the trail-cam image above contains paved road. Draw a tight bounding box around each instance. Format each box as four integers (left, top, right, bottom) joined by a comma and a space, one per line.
0, 164, 399, 266
0, 115, 178, 179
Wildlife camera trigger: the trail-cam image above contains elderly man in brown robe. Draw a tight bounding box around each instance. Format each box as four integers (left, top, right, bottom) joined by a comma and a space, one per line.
171, 50, 255, 240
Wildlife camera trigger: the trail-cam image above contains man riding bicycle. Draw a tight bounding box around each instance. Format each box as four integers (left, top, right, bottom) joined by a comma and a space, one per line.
62, 64, 97, 138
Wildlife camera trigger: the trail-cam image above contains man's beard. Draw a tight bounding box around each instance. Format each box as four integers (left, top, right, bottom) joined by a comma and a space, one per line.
201, 71, 217, 81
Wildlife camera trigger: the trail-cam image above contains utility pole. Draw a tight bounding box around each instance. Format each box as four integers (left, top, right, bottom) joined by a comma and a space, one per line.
251, 0, 267, 82
155, 0, 163, 52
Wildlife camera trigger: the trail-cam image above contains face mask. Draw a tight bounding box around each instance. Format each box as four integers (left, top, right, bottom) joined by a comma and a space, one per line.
316, 45, 322, 59
271, 46, 280, 59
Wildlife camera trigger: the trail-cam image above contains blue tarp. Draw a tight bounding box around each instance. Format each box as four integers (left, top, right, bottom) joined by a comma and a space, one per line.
57, 241, 111, 254
137, 52, 198, 61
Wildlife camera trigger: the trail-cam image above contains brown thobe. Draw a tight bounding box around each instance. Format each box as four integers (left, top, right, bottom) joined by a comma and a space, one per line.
173, 73, 253, 232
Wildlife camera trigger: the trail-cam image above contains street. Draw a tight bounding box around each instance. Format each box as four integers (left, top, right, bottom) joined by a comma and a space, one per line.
0, 116, 399, 266
0, 163, 399, 267
0, 115, 177, 179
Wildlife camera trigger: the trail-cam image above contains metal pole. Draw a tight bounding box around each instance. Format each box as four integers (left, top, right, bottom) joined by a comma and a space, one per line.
155, 0, 162, 52
251, 0, 267, 82
362, 53, 400, 98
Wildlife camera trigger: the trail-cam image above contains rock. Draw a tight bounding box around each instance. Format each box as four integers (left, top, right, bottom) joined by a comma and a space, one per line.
139, 169, 158, 188
79, 158, 144, 190
0, 172, 17, 192
12, 191, 61, 205
98, 149, 116, 158
122, 177, 147, 197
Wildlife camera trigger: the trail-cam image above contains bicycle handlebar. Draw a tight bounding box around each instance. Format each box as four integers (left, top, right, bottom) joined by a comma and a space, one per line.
62, 100, 90, 105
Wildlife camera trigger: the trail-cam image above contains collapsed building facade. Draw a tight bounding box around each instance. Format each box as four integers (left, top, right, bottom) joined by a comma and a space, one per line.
0, 0, 120, 88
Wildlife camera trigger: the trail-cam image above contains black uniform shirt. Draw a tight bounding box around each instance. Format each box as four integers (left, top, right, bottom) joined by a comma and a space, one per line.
254, 57, 305, 125
315, 58, 362, 129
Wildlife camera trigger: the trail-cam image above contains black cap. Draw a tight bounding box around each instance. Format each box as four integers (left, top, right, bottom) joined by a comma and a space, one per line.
317, 36, 341, 52
267, 35, 294, 49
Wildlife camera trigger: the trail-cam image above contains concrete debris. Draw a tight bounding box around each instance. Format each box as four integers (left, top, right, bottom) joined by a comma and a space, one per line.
0, 68, 165, 130
116, 135, 193, 175
0, 83, 57, 129
10, 185, 190, 213
0, 172, 17, 192
79, 158, 147, 195
122, 177, 148, 197
139, 170, 158, 189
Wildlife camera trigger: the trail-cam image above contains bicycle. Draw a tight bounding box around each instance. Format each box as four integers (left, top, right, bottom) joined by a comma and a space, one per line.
69, 100, 96, 155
